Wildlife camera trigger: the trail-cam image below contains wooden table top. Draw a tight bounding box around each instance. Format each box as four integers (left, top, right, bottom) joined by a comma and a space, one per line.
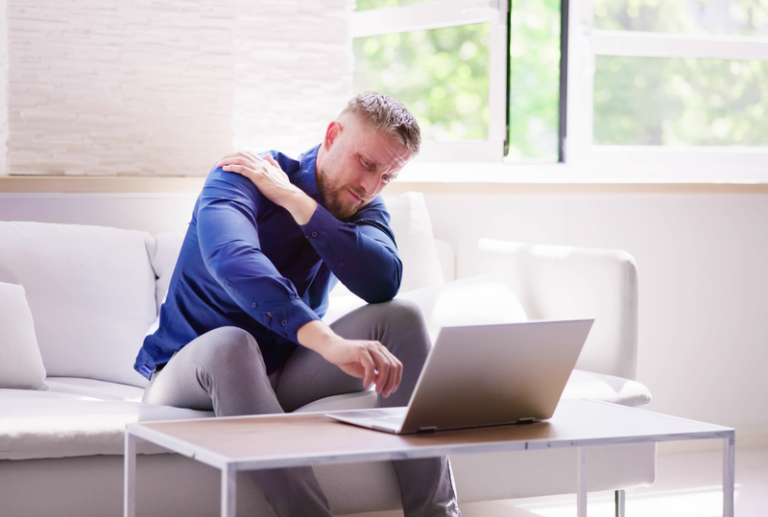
129, 400, 732, 470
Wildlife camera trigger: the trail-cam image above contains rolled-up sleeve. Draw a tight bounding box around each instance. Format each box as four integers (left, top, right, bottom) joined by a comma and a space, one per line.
196, 173, 320, 342
301, 201, 402, 303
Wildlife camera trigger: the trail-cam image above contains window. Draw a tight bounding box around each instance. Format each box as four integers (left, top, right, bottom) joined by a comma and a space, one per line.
352, 0, 510, 162
353, 1, 567, 164
354, 0, 768, 175
570, 0, 768, 171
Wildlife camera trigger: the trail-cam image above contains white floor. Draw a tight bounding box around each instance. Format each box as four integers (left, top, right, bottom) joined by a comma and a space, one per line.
346, 445, 768, 517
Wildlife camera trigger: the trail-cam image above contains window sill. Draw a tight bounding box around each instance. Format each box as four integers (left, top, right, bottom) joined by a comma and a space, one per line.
2, 162, 768, 195
386, 161, 768, 194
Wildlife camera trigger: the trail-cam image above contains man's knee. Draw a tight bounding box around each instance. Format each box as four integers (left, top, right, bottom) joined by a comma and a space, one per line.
201, 326, 264, 370
380, 298, 427, 330
376, 299, 431, 356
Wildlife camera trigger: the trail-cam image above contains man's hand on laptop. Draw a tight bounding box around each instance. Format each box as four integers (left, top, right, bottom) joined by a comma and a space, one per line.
297, 320, 402, 398
217, 151, 318, 225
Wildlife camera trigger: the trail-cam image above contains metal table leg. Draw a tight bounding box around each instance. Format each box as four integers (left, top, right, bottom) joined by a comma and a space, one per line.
577, 447, 588, 517
723, 433, 735, 517
124, 433, 136, 517
221, 464, 237, 517
614, 489, 625, 517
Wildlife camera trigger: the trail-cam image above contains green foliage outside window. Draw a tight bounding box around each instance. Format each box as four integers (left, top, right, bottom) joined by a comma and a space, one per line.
353, 24, 491, 141
595, 57, 768, 146
508, 0, 561, 160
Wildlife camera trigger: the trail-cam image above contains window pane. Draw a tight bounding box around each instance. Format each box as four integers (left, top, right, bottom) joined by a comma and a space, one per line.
353, 24, 490, 141
508, 0, 561, 160
594, 0, 768, 37
594, 56, 768, 146
355, 0, 435, 12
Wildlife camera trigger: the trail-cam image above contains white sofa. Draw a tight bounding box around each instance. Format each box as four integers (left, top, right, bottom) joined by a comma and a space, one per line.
0, 192, 654, 517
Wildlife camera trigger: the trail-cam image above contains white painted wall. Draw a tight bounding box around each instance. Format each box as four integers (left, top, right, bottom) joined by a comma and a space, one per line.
1, 189, 765, 433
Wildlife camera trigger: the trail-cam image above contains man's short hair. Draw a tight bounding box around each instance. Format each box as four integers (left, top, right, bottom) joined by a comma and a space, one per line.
340, 92, 421, 156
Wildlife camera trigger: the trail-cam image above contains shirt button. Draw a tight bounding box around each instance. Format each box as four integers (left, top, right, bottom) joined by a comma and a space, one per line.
252, 302, 257, 308
281, 320, 288, 326
339, 262, 344, 268
311, 231, 318, 238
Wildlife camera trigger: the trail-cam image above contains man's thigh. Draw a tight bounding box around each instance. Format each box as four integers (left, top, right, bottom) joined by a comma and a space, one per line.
142, 326, 279, 415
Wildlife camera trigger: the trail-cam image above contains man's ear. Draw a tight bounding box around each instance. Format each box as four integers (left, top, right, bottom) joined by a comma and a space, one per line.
324, 120, 342, 150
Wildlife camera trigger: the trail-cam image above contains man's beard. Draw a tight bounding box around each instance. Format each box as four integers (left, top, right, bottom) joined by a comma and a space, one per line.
317, 173, 366, 221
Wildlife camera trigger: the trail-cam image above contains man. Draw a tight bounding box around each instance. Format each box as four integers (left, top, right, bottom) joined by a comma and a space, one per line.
135, 93, 460, 516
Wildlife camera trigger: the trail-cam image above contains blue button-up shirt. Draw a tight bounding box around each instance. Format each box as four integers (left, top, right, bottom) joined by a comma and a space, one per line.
134, 144, 402, 379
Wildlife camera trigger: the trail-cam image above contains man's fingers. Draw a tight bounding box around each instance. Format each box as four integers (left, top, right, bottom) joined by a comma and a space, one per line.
380, 350, 402, 397
359, 349, 376, 389
371, 348, 391, 395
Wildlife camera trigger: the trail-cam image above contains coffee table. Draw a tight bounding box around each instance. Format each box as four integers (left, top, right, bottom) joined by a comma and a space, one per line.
124, 399, 734, 517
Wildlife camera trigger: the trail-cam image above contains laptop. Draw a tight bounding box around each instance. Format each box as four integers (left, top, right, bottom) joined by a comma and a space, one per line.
326, 318, 594, 434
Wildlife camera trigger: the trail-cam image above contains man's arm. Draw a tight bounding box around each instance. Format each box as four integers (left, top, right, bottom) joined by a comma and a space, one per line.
218, 152, 402, 303
198, 167, 402, 397
196, 171, 319, 341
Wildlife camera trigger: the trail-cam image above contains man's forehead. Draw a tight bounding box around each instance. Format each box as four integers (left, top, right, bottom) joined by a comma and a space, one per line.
352, 126, 411, 172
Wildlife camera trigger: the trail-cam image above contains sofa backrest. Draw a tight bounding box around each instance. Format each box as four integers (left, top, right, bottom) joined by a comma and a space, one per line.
0, 221, 157, 387
475, 239, 640, 380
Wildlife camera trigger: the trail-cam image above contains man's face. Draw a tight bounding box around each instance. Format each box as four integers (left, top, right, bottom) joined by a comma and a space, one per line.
316, 115, 411, 220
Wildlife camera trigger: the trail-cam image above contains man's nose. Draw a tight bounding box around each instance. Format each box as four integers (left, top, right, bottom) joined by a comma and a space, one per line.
358, 174, 378, 197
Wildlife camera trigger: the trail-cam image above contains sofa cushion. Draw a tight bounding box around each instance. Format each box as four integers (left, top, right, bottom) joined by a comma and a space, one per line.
0, 222, 157, 387
0, 283, 47, 390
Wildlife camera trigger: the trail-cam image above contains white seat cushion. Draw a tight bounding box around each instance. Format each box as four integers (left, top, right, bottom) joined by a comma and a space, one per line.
0, 386, 212, 460
45, 377, 146, 402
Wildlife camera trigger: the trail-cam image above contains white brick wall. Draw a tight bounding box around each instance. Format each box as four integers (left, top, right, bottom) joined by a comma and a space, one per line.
232, 0, 353, 158
1, 0, 352, 176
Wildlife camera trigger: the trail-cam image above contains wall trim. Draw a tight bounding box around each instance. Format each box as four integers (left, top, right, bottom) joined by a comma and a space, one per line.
3, 176, 768, 195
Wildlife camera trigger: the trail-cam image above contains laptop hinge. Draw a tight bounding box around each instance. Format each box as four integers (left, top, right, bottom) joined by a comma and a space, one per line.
418, 426, 438, 433
518, 417, 536, 424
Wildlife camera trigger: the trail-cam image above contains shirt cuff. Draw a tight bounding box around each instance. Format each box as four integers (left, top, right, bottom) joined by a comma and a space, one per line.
249, 298, 320, 344
301, 203, 341, 250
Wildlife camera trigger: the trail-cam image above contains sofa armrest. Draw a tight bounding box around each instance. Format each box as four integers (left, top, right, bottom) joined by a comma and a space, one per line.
475, 239, 639, 380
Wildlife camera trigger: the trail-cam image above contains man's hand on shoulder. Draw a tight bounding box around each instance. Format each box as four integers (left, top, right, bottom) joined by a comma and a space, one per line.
217, 151, 318, 226
297, 320, 402, 398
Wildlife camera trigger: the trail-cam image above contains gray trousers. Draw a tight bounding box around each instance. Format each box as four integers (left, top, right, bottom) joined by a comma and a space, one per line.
142, 299, 460, 517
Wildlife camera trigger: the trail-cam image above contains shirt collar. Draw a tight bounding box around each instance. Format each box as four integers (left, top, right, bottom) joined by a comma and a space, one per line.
296, 144, 322, 202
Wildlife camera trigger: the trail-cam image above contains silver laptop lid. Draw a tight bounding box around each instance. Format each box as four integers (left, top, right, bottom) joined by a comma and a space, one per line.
399, 319, 594, 433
